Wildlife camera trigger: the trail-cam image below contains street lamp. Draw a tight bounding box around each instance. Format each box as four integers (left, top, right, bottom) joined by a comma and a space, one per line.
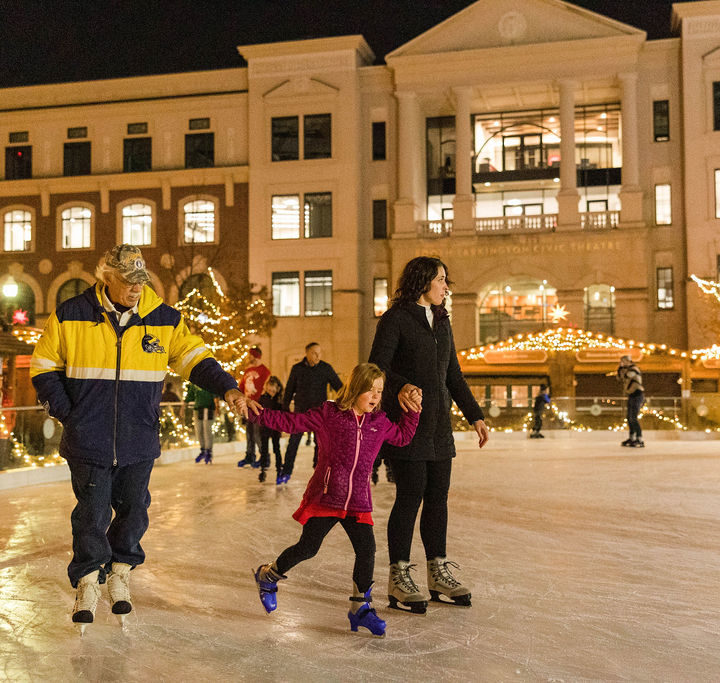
1, 278, 18, 331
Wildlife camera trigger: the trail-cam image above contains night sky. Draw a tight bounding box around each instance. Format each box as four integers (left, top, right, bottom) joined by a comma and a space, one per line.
0, 0, 698, 88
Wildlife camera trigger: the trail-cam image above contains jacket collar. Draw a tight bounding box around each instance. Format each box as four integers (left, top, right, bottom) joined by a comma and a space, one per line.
91, 282, 163, 320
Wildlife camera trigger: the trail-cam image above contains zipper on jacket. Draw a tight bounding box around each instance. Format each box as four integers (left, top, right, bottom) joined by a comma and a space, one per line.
112, 335, 122, 467
323, 466, 332, 494
343, 414, 364, 510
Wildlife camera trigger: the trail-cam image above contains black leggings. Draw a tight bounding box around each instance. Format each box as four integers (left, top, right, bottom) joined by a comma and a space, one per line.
387, 457, 452, 564
275, 516, 376, 593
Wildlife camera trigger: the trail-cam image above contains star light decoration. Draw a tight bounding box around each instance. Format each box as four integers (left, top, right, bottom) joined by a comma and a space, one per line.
549, 304, 569, 324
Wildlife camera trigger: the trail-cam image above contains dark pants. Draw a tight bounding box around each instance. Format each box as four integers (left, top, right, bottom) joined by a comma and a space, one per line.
259, 430, 281, 471
387, 457, 452, 564
532, 411, 543, 433
627, 390, 645, 439
275, 516, 375, 593
282, 432, 319, 475
67, 459, 154, 588
245, 421, 260, 461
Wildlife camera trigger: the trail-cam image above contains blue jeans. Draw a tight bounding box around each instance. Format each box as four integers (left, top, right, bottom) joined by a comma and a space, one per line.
67, 459, 153, 587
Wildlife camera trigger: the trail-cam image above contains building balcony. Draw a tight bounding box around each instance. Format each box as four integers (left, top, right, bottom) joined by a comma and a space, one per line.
580, 211, 619, 231
475, 214, 557, 234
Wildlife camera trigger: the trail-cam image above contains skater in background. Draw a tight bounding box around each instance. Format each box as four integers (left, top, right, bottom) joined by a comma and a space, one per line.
617, 355, 645, 448
371, 453, 393, 485
529, 384, 550, 438
184, 383, 220, 464
279, 342, 343, 483
161, 382, 181, 403
257, 376, 284, 483
29, 244, 247, 633
250, 362, 421, 637
369, 256, 489, 614
237, 347, 270, 468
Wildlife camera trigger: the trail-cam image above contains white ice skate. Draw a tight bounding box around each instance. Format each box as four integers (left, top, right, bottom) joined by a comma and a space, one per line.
107, 562, 133, 625
72, 570, 101, 635
427, 557, 471, 607
388, 561, 428, 614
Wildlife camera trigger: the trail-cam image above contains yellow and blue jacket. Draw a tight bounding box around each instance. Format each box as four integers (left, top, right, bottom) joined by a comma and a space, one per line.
30, 283, 237, 466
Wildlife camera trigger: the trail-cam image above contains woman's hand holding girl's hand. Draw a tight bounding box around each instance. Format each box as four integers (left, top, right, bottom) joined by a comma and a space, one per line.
398, 384, 422, 412
246, 399, 263, 416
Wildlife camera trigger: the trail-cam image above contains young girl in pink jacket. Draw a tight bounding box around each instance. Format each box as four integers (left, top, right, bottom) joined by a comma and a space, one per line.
249, 362, 420, 637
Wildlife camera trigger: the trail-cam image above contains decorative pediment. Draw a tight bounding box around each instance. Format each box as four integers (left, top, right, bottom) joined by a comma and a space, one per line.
387, 0, 644, 58
263, 77, 339, 100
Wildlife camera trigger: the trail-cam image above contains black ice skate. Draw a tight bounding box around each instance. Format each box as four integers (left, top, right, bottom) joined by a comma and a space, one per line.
388, 561, 428, 614
427, 557, 472, 607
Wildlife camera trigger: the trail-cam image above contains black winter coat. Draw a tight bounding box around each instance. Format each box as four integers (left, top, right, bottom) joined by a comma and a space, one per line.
282, 359, 343, 413
369, 302, 484, 461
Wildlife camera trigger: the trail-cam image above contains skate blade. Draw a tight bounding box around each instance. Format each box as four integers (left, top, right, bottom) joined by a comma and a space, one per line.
429, 590, 472, 607
74, 622, 88, 636
387, 595, 427, 614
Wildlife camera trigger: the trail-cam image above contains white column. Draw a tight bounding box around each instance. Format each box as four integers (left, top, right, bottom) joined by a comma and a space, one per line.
557, 79, 579, 229
394, 90, 419, 237
618, 72, 643, 225
452, 86, 475, 234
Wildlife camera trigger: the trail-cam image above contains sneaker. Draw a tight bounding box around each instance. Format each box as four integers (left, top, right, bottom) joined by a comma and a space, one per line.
72, 570, 101, 633
107, 562, 133, 623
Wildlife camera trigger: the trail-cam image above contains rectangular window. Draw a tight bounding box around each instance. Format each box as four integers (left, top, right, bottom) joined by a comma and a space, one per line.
61, 206, 92, 249
272, 272, 300, 317
3, 209, 32, 251
123, 137, 152, 172
657, 267, 674, 309
185, 133, 214, 168
63, 141, 91, 176
8, 131, 28, 143
715, 170, 720, 219
304, 270, 332, 316
5, 146, 32, 180
374, 278, 388, 317
271, 116, 299, 161
654, 184, 672, 225
304, 192, 332, 238
189, 118, 210, 130
67, 126, 88, 139
372, 199, 388, 239
372, 122, 386, 161
714, 83, 720, 131
127, 122, 148, 135
271, 195, 301, 239
653, 100, 669, 142
304, 114, 331, 159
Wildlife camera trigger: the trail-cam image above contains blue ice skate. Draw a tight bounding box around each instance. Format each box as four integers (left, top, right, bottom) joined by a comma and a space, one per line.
252, 564, 285, 614
348, 584, 386, 637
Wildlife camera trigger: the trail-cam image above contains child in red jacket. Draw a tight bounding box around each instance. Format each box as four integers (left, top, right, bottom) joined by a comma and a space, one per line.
248, 362, 420, 637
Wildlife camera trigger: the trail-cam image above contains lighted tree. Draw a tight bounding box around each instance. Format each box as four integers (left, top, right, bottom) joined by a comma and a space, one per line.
175, 268, 276, 374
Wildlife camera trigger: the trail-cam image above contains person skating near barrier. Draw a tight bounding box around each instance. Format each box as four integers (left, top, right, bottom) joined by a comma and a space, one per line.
29, 244, 248, 634
617, 355, 645, 448
278, 342, 342, 484
250, 363, 420, 637
529, 384, 551, 438
184, 383, 220, 463
237, 347, 270, 468
369, 256, 490, 613
257, 376, 283, 482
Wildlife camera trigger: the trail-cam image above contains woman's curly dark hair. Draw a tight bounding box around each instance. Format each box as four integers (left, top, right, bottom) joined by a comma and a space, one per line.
390, 256, 452, 306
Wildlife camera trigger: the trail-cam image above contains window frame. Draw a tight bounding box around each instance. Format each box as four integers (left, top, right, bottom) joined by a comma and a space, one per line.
653, 100, 670, 142
5, 145, 32, 180
179, 195, 219, 245
271, 271, 301, 317
304, 269, 333, 317
117, 198, 156, 247
372, 199, 388, 239
63, 141, 92, 176
2, 205, 35, 253
373, 277, 389, 317
656, 266, 674, 310
57, 201, 95, 251
184, 132, 214, 169
654, 183, 672, 226
372, 121, 387, 161
271, 191, 333, 240
123, 136, 152, 173
303, 114, 332, 160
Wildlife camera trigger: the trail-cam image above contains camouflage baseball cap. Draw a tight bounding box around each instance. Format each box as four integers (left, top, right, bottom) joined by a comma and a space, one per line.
104, 244, 151, 284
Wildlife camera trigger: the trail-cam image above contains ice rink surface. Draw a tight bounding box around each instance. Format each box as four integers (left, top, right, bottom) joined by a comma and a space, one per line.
2, 433, 720, 682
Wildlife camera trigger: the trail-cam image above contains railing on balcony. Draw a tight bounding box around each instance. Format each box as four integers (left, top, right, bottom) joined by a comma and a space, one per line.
475, 214, 557, 234
418, 219, 453, 238
581, 211, 619, 230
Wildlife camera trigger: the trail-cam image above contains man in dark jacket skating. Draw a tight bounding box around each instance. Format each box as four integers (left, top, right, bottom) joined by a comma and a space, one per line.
30, 244, 248, 633
279, 342, 342, 482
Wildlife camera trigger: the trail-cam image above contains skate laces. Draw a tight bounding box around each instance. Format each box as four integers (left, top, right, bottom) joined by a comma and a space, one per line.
394, 563, 421, 593
75, 580, 100, 610
108, 571, 131, 603
432, 560, 462, 588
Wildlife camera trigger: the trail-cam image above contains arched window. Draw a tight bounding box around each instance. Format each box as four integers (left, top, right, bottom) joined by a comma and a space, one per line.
178, 273, 216, 303
584, 284, 615, 334
121, 202, 153, 245
60, 206, 92, 249
57, 278, 90, 307
182, 199, 215, 244
477, 278, 558, 344
3, 209, 32, 252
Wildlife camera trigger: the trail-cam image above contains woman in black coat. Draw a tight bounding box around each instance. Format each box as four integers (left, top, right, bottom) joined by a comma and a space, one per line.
369, 256, 489, 613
